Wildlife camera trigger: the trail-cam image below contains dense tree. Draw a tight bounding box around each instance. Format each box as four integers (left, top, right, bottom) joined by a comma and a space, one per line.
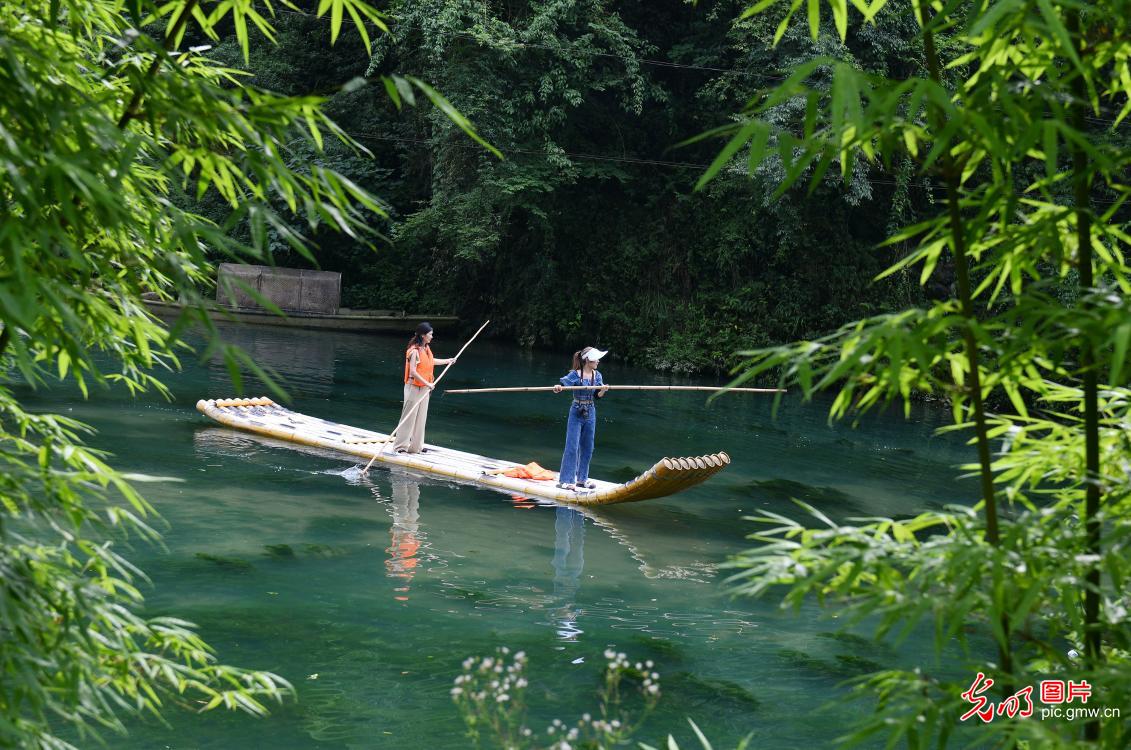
209, 0, 942, 372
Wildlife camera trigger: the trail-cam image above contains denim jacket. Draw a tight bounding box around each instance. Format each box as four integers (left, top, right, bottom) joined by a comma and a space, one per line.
560, 369, 604, 402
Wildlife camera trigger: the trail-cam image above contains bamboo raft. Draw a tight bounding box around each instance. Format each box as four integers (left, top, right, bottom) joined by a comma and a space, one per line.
196, 397, 731, 506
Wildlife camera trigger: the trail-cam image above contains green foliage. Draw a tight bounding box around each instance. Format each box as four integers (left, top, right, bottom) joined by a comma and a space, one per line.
216, 0, 936, 371
706, 0, 1131, 745
451, 647, 662, 749
0, 0, 488, 745
638, 718, 752, 750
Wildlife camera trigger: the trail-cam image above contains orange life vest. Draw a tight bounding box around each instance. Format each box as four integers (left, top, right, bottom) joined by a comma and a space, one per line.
404, 344, 435, 387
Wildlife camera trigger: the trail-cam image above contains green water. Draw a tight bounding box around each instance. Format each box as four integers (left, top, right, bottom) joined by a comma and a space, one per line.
28, 325, 982, 748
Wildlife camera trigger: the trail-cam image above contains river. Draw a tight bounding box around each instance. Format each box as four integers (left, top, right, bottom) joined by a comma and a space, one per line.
27, 324, 983, 748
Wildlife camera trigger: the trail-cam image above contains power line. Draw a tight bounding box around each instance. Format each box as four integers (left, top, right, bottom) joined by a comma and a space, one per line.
346, 130, 949, 193
343, 130, 1123, 205
348, 131, 711, 170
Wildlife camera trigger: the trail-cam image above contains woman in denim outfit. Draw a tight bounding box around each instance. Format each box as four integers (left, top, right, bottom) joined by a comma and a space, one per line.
553, 347, 610, 491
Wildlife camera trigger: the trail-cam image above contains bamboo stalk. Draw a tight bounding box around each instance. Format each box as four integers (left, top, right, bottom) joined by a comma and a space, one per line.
924, 20, 1011, 685
1068, 11, 1102, 738
444, 385, 785, 395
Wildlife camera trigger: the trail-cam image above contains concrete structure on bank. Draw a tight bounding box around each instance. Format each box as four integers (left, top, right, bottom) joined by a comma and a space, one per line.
143, 263, 459, 333
216, 263, 342, 315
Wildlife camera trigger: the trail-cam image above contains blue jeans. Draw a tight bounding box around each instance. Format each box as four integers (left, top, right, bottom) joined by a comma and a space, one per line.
558, 402, 596, 485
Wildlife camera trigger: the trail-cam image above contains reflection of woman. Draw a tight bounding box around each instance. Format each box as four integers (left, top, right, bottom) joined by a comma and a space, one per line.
386, 478, 421, 601
394, 322, 456, 454
553, 347, 610, 491
551, 506, 586, 641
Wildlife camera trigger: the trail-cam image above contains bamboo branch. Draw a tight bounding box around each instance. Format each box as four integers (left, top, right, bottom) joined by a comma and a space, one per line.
117, 0, 201, 129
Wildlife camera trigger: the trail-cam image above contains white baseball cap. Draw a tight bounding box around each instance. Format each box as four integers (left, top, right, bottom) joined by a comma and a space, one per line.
582, 347, 608, 362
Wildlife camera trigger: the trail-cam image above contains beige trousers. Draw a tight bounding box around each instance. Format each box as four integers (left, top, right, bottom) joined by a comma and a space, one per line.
392, 383, 431, 453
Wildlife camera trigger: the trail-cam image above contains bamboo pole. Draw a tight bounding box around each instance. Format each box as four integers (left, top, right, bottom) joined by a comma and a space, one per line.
360, 320, 490, 473
443, 385, 785, 395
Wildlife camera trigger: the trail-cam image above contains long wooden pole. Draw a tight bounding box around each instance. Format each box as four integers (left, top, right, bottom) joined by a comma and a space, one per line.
361, 320, 490, 473
444, 385, 785, 394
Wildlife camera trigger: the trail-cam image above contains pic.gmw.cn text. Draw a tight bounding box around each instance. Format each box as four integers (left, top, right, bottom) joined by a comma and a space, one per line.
960, 673, 1121, 723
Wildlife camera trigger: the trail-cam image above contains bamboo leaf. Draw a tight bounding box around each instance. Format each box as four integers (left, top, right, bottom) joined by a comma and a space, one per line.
829, 0, 848, 40
406, 77, 503, 159
774, 0, 804, 45
233, 7, 249, 62
1033, 0, 1083, 73
688, 718, 714, 750
807, 0, 821, 40
1110, 323, 1131, 383
381, 76, 402, 109
741, 0, 780, 18
1042, 120, 1059, 181
696, 119, 763, 190
330, 0, 344, 44
344, 1, 371, 54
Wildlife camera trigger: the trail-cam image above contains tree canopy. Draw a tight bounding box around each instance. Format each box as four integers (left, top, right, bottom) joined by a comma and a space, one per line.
205, 0, 952, 371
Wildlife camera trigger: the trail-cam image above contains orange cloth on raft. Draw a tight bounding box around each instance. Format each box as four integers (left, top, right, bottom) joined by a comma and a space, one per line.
403, 344, 435, 387
500, 462, 557, 481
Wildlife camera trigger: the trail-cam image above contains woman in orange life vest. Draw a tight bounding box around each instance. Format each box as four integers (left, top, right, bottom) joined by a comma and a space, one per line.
553, 346, 610, 491
393, 322, 457, 454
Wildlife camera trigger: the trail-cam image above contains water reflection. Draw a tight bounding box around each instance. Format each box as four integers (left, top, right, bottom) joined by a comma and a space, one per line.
207, 324, 341, 398
576, 507, 716, 584
193, 427, 436, 602
551, 506, 586, 641
385, 477, 423, 601
191, 426, 711, 594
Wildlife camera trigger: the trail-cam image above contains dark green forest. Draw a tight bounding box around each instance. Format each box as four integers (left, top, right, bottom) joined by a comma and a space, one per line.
198, 0, 939, 372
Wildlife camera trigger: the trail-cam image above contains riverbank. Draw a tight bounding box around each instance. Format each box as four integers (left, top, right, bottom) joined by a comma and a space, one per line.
143, 299, 458, 334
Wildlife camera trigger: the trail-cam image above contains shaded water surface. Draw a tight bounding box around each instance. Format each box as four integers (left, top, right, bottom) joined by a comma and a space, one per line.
29, 325, 982, 748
